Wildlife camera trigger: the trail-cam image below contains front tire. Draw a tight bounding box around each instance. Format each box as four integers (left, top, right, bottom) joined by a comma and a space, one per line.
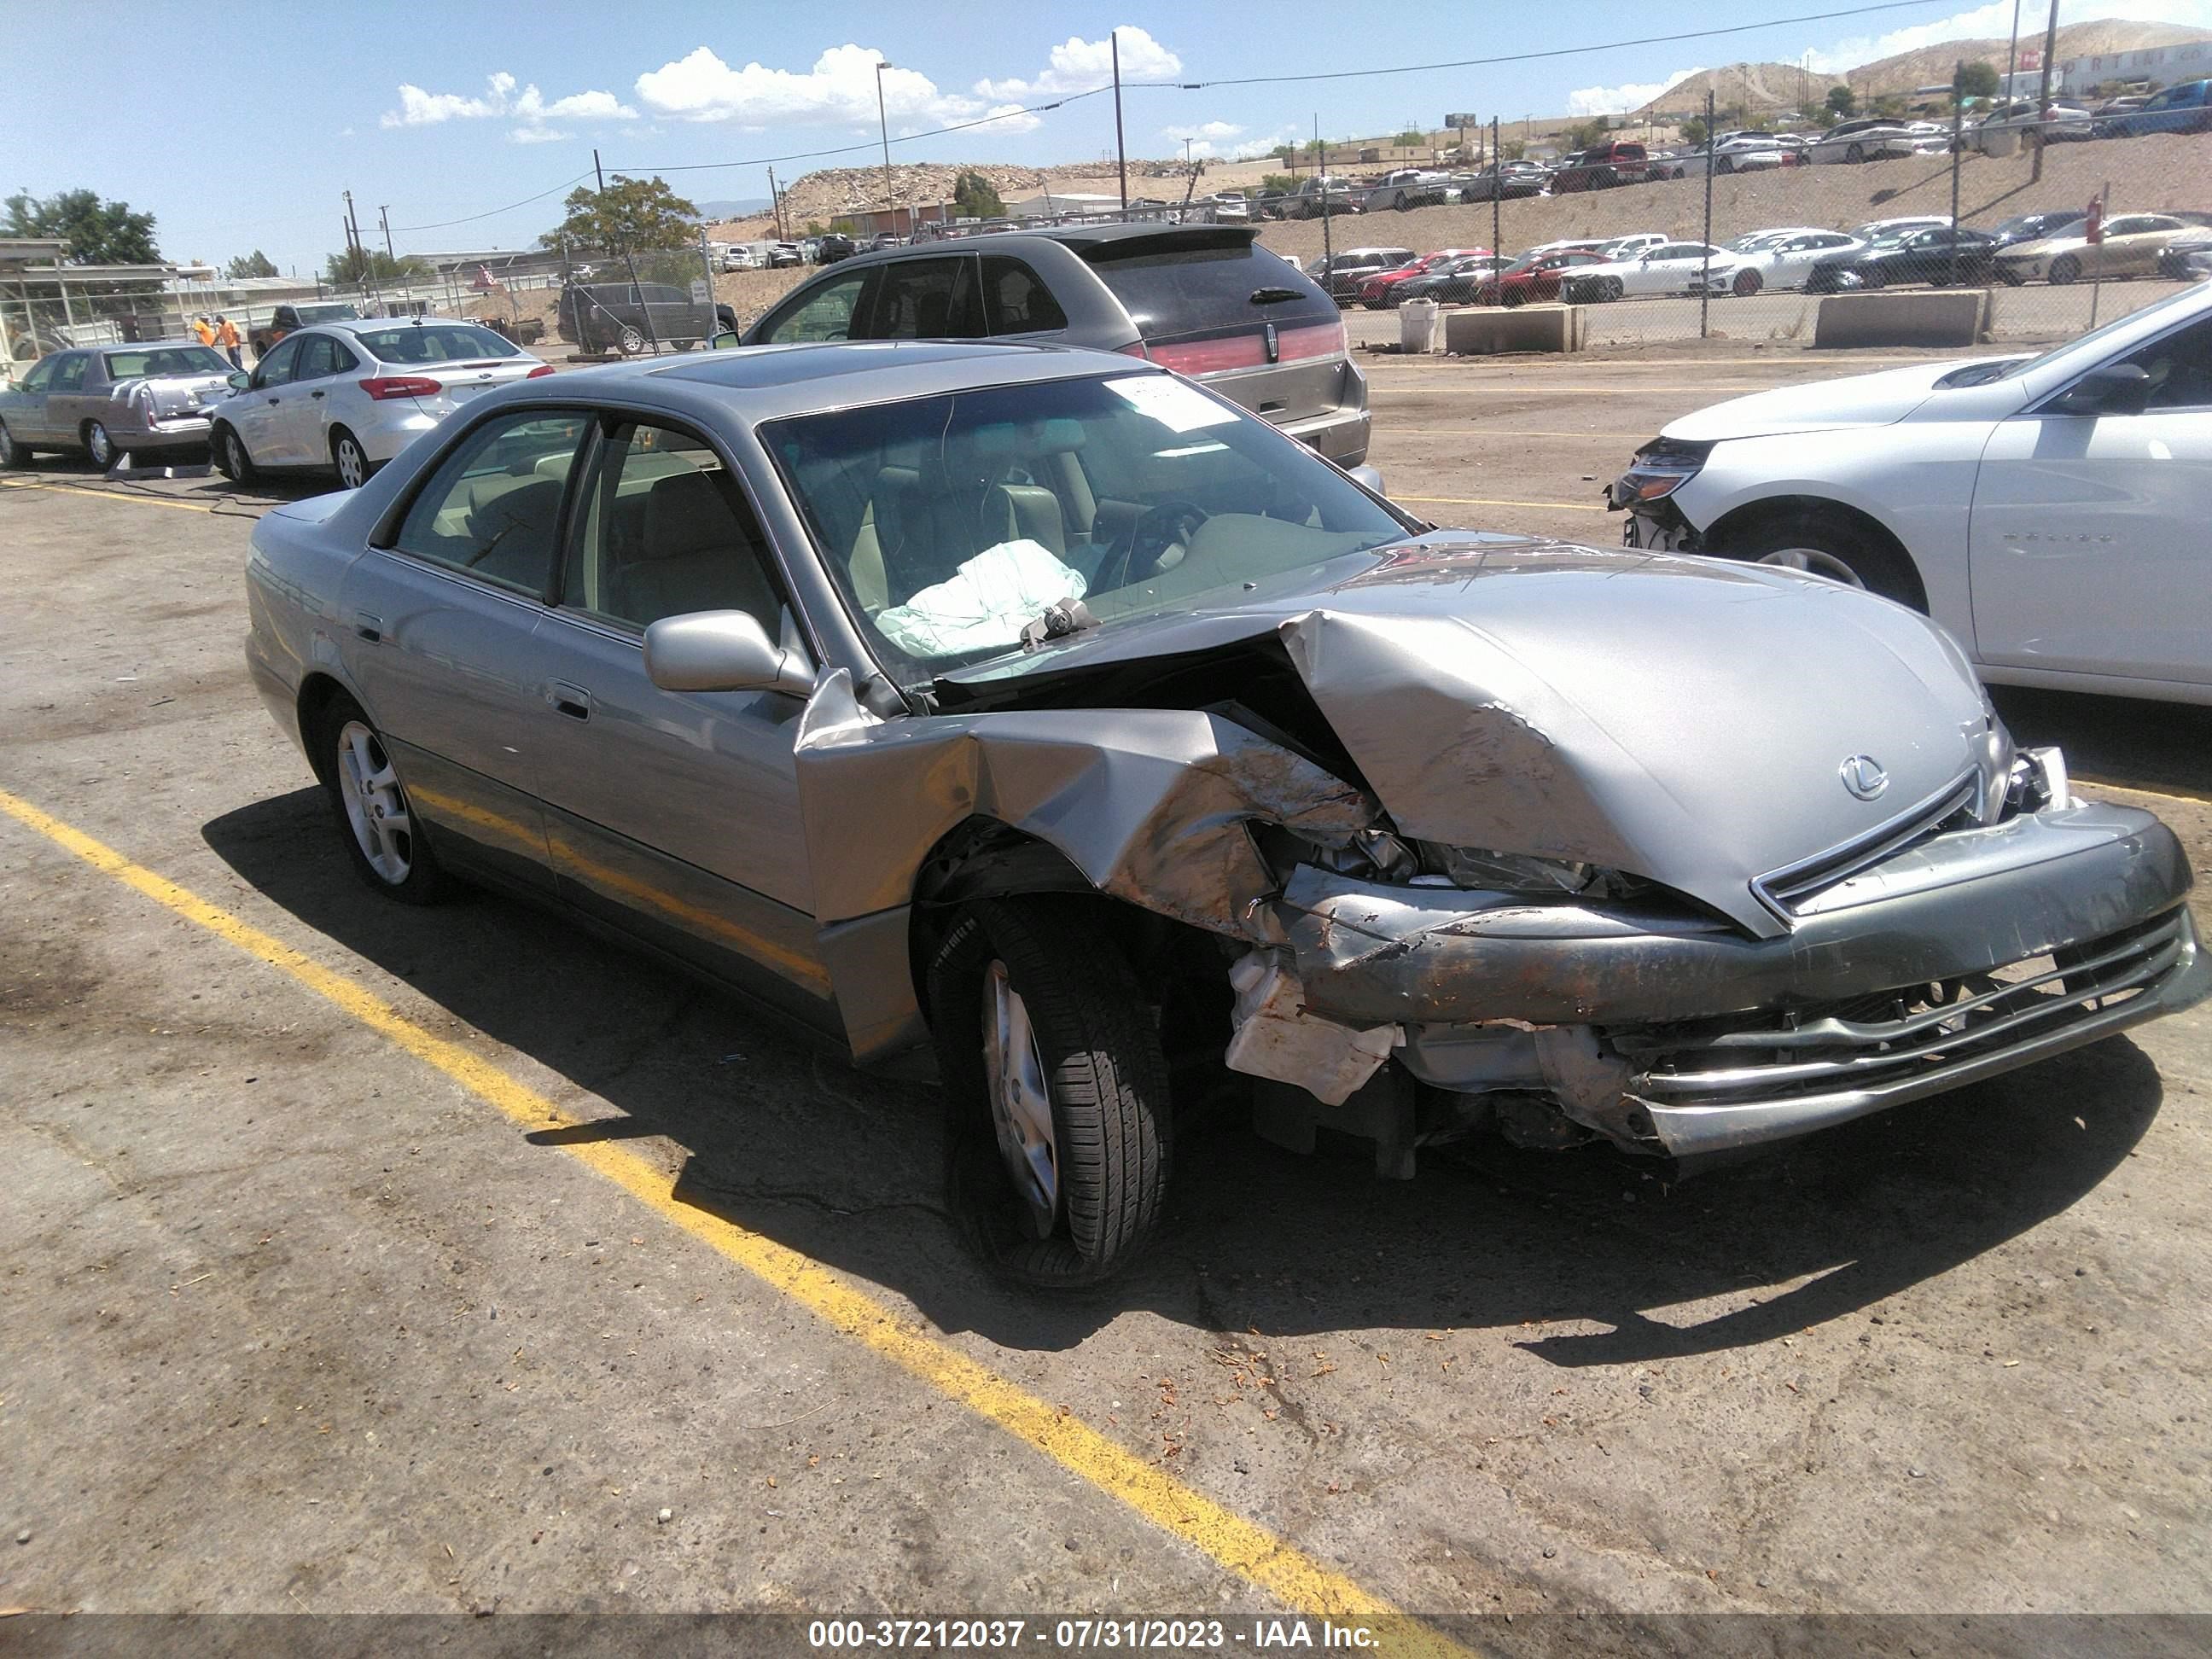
214, 424, 255, 483
928, 899, 1171, 1286
2049, 253, 2081, 286
1733, 268, 1763, 297
331, 428, 370, 490
314, 693, 450, 904
0, 420, 29, 468
1720, 511, 1927, 610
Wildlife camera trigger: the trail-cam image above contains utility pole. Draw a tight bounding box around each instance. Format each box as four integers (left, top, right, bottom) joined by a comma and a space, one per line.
593, 147, 607, 195
1950, 63, 1965, 286
874, 61, 896, 231
2005, 0, 2023, 97
1317, 113, 1333, 274
767, 166, 783, 240
1490, 116, 1501, 270
2032, 0, 2060, 181
378, 205, 395, 262
1112, 31, 1128, 212
1699, 91, 1716, 340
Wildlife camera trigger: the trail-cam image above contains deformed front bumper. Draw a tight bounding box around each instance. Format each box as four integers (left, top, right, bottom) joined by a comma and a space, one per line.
1278, 803, 2208, 1156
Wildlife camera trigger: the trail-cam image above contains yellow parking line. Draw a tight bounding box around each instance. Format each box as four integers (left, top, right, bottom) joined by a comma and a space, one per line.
1396, 493, 1609, 512
0, 783, 1464, 1652
0, 479, 219, 514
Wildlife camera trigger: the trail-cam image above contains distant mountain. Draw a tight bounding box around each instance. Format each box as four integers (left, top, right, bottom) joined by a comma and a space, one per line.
690, 198, 771, 220
1633, 16, 2212, 116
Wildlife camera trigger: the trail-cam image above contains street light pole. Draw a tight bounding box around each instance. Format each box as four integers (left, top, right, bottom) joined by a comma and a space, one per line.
875, 61, 896, 235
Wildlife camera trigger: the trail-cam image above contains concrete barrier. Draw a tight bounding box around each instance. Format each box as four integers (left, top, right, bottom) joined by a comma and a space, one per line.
1441, 303, 1587, 355
1813, 288, 1991, 349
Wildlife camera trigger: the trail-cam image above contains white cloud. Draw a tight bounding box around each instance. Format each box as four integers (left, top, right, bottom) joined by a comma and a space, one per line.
1804, 0, 2212, 73
381, 71, 636, 131
1163, 119, 1244, 157
1568, 67, 1705, 116
970, 103, 1044, 135
510, 125, 568, 144
976, 27, 1181, 101
636, 43, 981, 126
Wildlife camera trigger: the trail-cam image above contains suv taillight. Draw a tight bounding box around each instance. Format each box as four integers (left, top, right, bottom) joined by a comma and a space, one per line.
358, 375, 442, 400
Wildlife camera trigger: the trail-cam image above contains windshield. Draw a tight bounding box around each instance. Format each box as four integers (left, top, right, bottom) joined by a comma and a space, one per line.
352, 324, 521, 364
763, 372, 1413, 682
103, 346, 230, 379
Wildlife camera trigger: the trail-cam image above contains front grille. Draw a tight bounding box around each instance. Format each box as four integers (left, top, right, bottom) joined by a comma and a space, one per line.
1621, 910, 2189, 1108
1752, 767, 1979, 918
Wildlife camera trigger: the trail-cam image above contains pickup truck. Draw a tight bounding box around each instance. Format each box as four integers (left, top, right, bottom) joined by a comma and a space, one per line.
1284, 177, 1365, 219
1364, 170, 1451, 212
247, 301, 362, 357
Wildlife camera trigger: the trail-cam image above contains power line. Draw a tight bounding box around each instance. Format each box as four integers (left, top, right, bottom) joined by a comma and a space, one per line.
387, 172, 595, 234
1152, 0, 1965, 89
608, 86, 1112, 176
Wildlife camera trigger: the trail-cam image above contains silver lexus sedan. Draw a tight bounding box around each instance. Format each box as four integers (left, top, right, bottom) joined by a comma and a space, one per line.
243, 341, 2208, 1284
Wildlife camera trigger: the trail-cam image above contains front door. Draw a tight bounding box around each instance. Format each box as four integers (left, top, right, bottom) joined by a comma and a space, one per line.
338, 407, 593, 888
1969, 307, 2212, 690
9, 354, 58, 441
230, 334, 302, 463
530, 415, 835, 1026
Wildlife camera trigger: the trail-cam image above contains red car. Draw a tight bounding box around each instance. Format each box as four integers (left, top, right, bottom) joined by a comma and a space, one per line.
1357, 247, 1493, 309
1473, 248, 1609, 306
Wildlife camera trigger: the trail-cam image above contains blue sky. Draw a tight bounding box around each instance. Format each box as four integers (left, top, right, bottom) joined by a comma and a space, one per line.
11, 0, 2209, 273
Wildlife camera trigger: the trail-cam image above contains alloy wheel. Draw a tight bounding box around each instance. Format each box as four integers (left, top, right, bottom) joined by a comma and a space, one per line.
981, 958, 1058, 1238
335, 719, 415, 884
335, 434, 367, 490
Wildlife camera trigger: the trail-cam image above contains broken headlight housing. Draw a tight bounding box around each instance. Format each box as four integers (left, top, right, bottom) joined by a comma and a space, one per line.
1610, 436, 1713, 508
1282, 827, 1639, 899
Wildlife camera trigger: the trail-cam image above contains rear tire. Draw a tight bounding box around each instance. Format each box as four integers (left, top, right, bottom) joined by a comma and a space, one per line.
1720, 510, 1928, 611
84, 421, 116, 469
928, 899, 1171, 1287
1846, 143, 1866, 163
311, 692, 451, 905
331, 428, 370, 490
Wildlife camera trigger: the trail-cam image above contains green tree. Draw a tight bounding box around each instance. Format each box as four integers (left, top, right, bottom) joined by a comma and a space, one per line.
952, 172, 1005, 218
225, 249, 278, 279
1255, 173, 1296, 195
541, 177, 699, 253
1825, 84, 1857, 119
1954, 60, 2000, 100
325, 247, 428, 285
1871, 91, 1909, 118
1393, 125, 1429, 146
1681, 115, 1710, 145
3, 188, 160, 265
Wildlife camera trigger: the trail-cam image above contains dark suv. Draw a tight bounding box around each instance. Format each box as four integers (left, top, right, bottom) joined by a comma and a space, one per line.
247, 301, 361, 357
1552, 141, 1651, 193
742, 224, 1370, 464
557, 282, 715, 354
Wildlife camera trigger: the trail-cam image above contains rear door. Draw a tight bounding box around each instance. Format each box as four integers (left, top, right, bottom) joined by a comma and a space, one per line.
287, 332, 347, 465
854, 256, 981, 338
46, 352, 92, 445
337, 408, 593, 888
1081, 231, 1351, 431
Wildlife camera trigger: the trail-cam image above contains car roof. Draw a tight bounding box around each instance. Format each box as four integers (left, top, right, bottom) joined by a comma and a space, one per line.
538, 339, 1160, 426
100, 338, 213, 352
826, 221, 1260, 272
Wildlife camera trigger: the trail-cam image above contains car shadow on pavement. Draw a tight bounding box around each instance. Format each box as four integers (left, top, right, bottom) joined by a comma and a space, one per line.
1993, 685, 2212, 802
205, 787, 2166, 1367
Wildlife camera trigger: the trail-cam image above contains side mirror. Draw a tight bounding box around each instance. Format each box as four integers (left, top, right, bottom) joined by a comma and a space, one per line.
226, 371, 250, 393
708, 331, 741, 350
1344, 463, 1387, 495
2051, 360, 2151, 416
644, 609, 817, 697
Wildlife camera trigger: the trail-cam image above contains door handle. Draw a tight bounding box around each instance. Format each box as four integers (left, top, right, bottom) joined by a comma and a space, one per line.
310, 389, 325, 399
266, 397, 281, 405
352, 611, 383, 643
547, 681, 591, 721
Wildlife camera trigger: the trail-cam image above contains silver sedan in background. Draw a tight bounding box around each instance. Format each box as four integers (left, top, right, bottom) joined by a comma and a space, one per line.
211, 317, 548, 488
0, 340, 236, 469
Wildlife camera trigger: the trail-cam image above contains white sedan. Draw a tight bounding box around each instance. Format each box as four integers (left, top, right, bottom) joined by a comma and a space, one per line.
1610, 283, 2212, 704
1807, 119, 1951, 163
210, 318, 549, 489
1727, 230, 1868, 294
1566, 242, 1738, 302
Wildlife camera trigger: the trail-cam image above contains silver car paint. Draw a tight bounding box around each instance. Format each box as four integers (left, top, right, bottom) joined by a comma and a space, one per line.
0, 341, 231, 456
247, 340, 2208, 1163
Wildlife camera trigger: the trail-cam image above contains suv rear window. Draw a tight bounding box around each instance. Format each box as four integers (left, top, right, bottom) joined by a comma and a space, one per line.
1086, 238, 1335, 344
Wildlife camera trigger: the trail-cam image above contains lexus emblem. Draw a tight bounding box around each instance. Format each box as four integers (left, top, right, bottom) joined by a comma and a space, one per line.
1840, 754, 1889, 801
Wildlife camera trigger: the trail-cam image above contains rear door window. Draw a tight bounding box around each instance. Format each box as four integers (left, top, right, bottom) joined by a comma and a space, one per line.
53, 354, 89, 392
1086, 236, 1336, 347
391, 411, 591, 594
758, 271, 871, 344
857, 257, 980, 339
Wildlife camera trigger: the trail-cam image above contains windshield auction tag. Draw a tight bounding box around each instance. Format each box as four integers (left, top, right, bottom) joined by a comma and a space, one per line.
1105, 375, 1240, 434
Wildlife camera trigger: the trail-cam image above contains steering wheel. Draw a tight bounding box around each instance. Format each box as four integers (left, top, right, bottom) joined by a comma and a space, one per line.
1112, 500, 1209, 587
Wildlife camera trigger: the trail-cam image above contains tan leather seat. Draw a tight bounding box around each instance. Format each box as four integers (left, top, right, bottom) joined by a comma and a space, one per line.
608, 469, 776, 627
985, 484, 1067, 557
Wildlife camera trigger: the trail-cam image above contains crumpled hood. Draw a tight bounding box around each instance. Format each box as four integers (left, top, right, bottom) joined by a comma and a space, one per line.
1661, 358, 2011, 441
940, 536, 2000, 937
